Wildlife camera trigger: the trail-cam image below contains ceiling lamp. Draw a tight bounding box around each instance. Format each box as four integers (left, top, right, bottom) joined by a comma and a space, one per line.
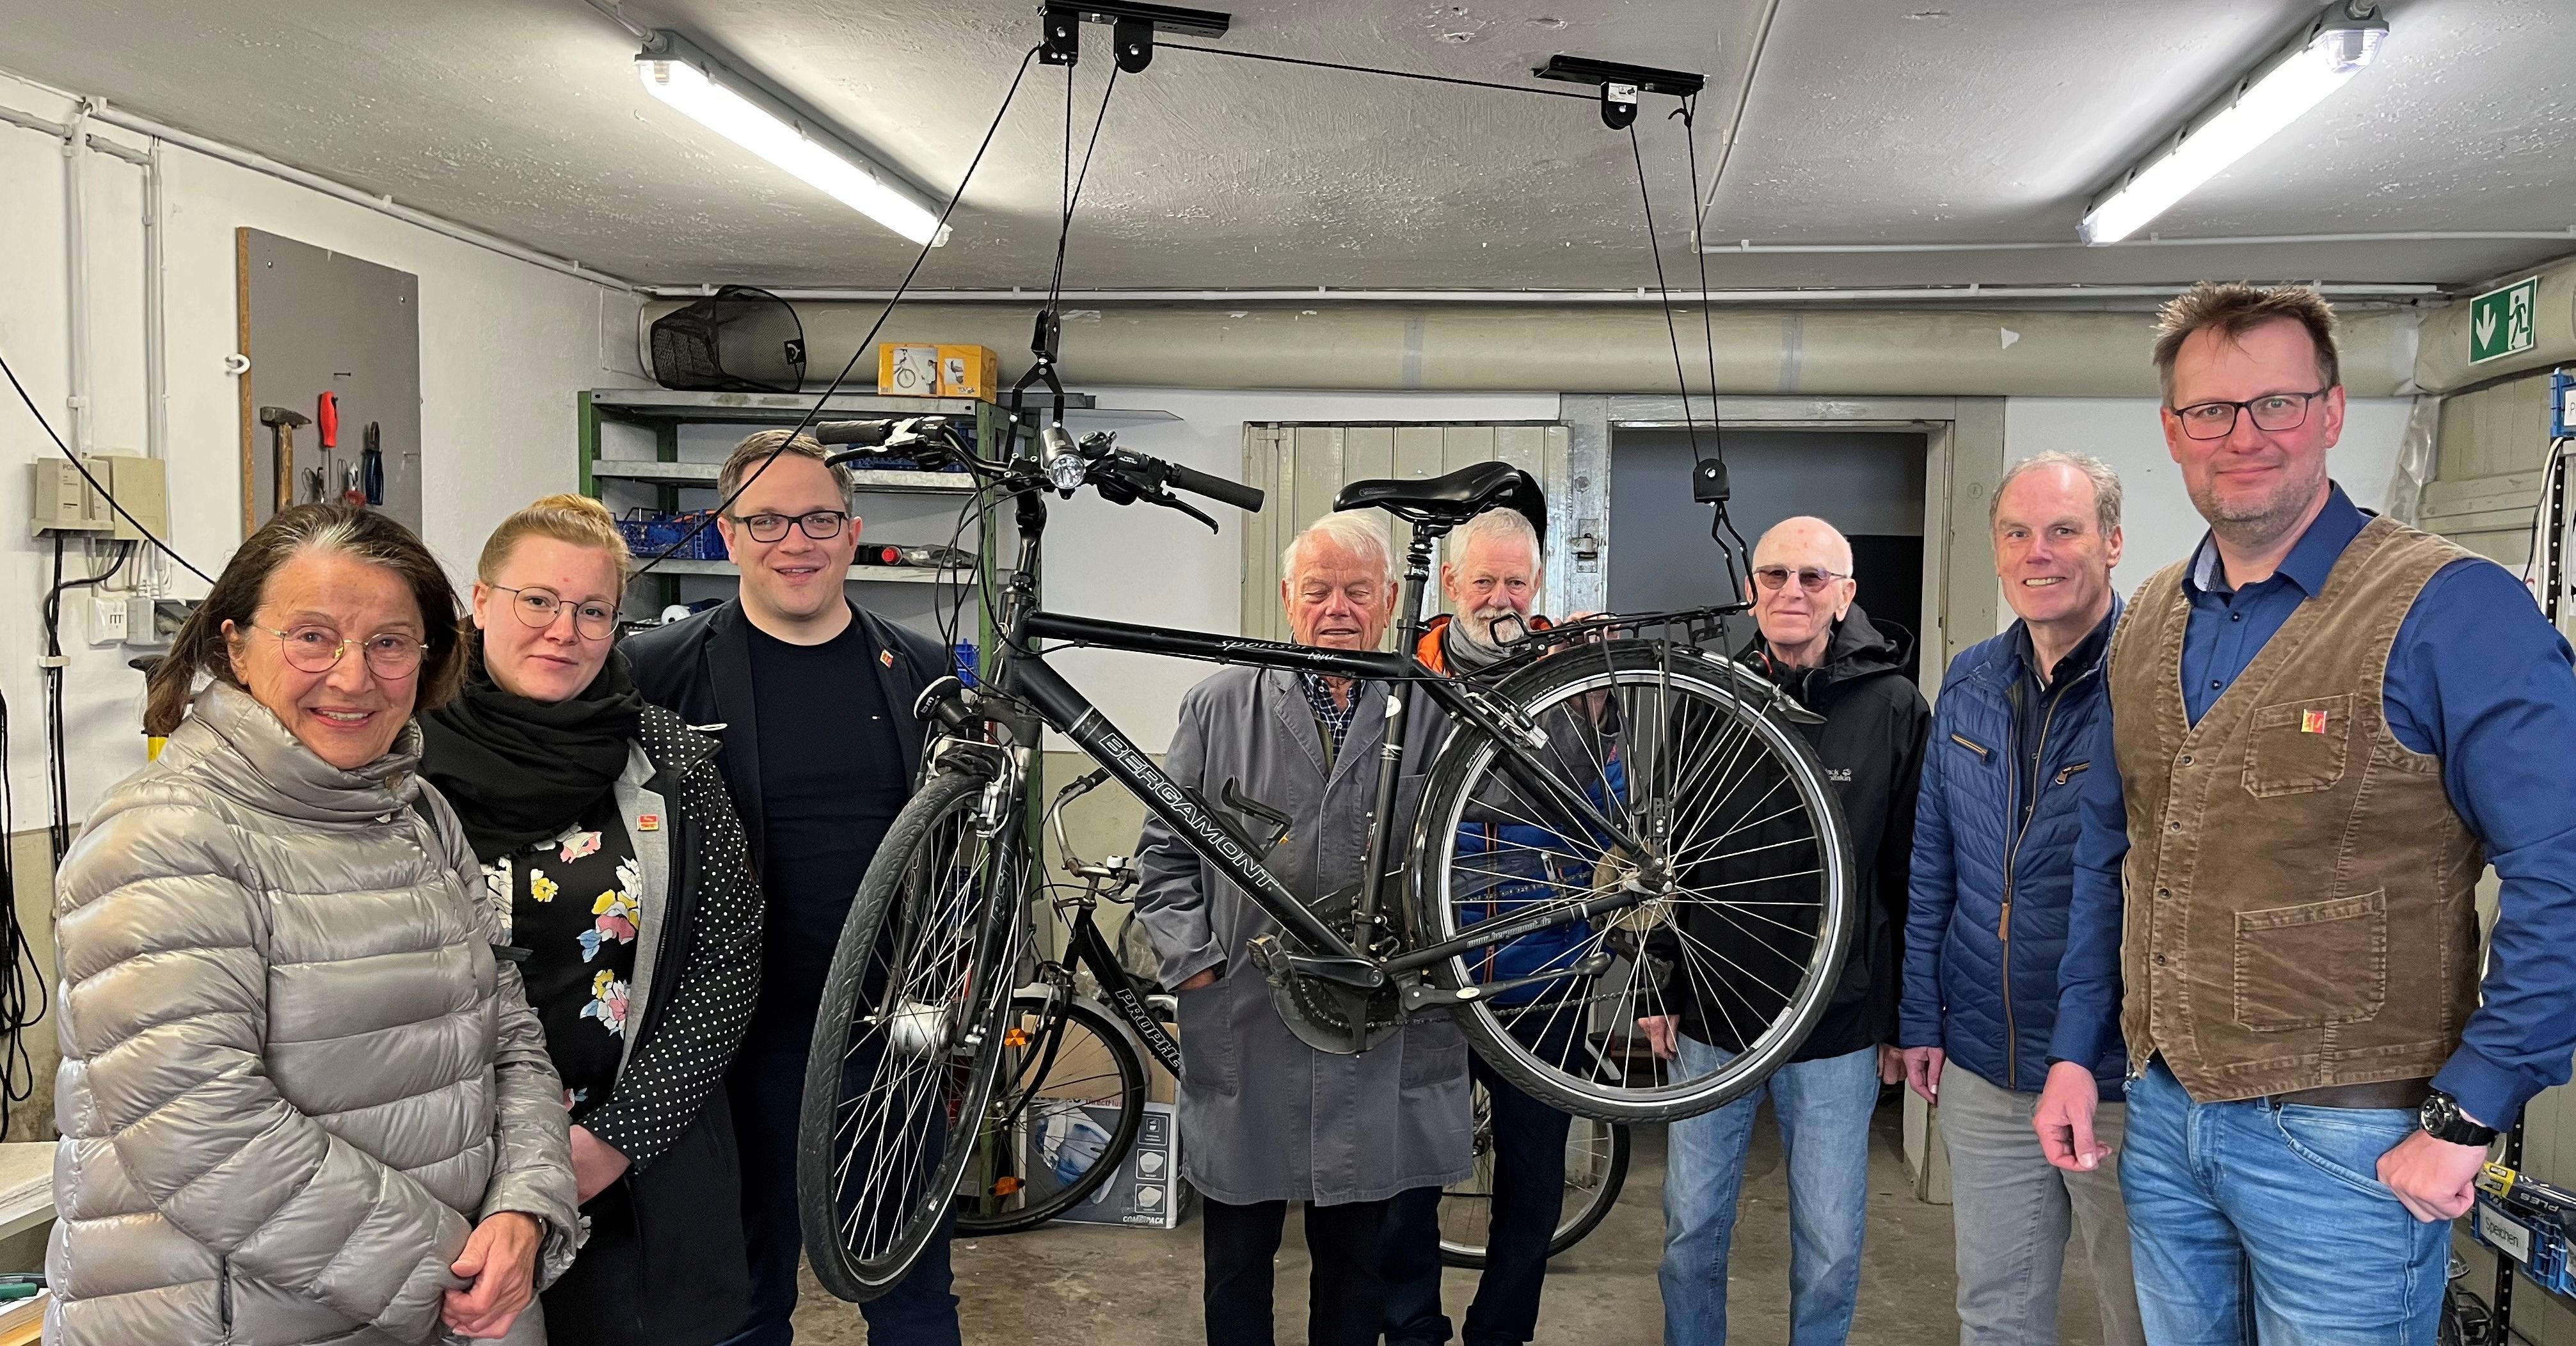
2079, 4, 2389, 244
637, 30, 949, 246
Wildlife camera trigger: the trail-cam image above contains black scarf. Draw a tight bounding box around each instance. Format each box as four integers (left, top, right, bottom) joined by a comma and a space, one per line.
421, 642, 645, 862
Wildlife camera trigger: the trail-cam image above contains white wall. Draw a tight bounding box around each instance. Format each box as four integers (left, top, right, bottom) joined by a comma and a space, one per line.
2001, 396, 2412, 613
0, 71, 645, 821
1046, 388, 1559, 754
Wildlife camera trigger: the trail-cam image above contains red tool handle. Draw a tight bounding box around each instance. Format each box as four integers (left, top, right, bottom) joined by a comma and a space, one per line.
317, 391, 339, 449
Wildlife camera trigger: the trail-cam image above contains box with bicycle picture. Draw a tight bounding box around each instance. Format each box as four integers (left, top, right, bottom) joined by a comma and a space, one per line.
1044, 1100, 1191, 1230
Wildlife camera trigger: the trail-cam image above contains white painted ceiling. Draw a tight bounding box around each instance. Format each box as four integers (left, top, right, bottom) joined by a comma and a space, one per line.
1, 0, 2569, 293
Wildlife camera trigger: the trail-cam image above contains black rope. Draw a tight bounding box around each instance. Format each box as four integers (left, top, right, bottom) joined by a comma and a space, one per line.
0, 685, 33, 1142
1046, 63, 1121, 314
1161, 42, 1593, 101
1629, 123, 1701, 461
630, 44, 1046, 579
1677, 98, 1750, 587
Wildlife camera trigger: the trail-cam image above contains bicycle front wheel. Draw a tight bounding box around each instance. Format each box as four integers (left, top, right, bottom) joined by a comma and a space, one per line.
1411, 638, 1854, 1123
954, 991, 1149, 1236
799, 767, 1020, 1302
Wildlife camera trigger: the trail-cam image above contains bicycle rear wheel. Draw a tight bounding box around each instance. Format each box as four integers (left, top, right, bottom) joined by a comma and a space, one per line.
1410, 638, 1853, 1123
799, 768, 1020, 1302
1436, 1084, 1630, 1269
954, 992, 1148, 1236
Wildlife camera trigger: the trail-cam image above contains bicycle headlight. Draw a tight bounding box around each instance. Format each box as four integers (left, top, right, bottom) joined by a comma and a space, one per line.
1042, 426, 1086, 491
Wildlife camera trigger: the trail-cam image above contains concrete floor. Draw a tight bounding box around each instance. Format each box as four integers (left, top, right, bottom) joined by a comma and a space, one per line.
793, 1098, 2117, 1344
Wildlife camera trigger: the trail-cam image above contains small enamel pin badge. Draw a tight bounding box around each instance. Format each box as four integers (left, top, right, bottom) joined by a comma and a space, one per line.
2300, 709, 2329, 734
637, 814, 661, 832
880, 649, 895, 667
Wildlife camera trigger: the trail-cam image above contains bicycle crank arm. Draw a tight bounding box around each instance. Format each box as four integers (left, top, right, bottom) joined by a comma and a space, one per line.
1399, 951, 1614, 1012
1246, 935, 1386, 988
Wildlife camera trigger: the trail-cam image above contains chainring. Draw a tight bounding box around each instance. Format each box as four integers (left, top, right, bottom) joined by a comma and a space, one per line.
1266, 967, 1405, 1056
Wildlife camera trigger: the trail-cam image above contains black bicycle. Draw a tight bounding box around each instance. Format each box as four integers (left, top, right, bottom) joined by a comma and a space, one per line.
794, 415, 1855, 1302
954, 768, 1632, 1263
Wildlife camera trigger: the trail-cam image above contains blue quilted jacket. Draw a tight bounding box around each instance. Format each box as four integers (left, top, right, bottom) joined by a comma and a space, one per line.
1901, 606, 2129, 1098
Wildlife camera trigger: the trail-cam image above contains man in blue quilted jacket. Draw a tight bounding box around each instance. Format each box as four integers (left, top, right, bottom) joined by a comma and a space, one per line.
1899, 452, 2145, 1345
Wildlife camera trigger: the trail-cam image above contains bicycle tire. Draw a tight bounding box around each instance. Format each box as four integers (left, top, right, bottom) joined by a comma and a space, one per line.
1410, 639, 1854, 1124
1436, 1098, 1631, 1269
954, 992, 1149, 1236
799, 767, 1020, 1302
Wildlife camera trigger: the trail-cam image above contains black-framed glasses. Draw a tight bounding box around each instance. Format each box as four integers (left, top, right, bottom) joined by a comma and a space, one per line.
729, 510, 849, 543
255, 624, 429, 678
2169, 389, 2329, 441
491, 584, 616, 640
1753, 566, 1847, 594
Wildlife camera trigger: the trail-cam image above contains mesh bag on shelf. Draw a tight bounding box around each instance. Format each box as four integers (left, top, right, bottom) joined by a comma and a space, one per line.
648, 286, 807, 393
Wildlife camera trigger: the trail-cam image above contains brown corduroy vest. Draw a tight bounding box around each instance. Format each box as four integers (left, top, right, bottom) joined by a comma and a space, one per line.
2104, 514, 2486, 1103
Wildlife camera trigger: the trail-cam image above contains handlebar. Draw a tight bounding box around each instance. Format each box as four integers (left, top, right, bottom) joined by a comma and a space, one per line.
813, 415, 1266, 519
813, 418, 911, 447
1162, 460, 1266, 513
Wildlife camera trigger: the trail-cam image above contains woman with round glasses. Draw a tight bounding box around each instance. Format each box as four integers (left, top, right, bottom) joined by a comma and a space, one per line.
50, 503, 578, 1345
420, 493, 763, 1346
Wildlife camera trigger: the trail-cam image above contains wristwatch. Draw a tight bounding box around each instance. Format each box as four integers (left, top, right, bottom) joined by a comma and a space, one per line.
2419, 1091, 2500, 1146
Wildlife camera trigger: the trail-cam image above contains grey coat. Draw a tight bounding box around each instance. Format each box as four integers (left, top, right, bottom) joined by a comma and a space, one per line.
48, 683, 579, 1346
1134, 667, 1473, 1207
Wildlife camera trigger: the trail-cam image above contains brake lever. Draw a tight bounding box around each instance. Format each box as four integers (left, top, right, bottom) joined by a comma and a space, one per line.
1154, 489, 1219, 533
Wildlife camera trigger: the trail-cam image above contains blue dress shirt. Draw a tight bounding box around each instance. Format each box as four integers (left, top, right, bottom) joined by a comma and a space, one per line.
2051, 483, 2576, 1127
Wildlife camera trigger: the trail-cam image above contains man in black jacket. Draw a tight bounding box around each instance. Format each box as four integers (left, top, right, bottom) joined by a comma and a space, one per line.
626, 430, 953, 1346
1644, 516, 1930, 1346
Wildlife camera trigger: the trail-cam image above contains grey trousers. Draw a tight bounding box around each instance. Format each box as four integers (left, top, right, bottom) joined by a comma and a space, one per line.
1936, 1061, 2147, 1346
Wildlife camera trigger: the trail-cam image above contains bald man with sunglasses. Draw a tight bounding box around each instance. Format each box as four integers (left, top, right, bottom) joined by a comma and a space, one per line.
1648, 516, 1930, 1346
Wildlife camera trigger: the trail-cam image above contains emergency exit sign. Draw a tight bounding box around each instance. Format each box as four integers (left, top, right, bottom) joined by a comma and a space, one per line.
2470, 276, 2539, 364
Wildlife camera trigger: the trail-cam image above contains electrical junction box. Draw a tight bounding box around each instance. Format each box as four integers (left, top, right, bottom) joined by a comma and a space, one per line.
2553, 368, 2573, 441
102, 455, 169, 543
123, 596, 191, 648
31, 459, 111, 535
88, 596, 128, 647
877, 344, 940, 397
936, 344, 1000, 400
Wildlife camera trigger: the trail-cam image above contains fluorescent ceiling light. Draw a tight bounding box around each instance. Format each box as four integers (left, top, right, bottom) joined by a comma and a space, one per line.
638, 35, 948, 246
2080, 12, 2389, 245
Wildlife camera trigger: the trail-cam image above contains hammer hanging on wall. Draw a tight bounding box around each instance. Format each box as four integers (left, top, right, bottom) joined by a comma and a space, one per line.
257, 406, 310, 522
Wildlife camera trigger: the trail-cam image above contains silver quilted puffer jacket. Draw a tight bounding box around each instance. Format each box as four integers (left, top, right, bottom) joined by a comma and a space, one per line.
48, 682, 579, 1345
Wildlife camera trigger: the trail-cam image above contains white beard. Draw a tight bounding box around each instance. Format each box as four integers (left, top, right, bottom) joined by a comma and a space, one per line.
1459, 604, 1522, 649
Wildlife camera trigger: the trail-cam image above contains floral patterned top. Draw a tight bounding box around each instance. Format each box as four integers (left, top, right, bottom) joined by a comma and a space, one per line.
484, 795, 640, 1122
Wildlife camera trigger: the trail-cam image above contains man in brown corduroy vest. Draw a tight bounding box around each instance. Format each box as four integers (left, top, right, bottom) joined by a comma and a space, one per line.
2030, 283, 2576, 1343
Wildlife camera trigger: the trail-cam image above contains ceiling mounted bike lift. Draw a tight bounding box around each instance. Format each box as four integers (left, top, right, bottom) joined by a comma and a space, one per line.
1042, 1, 1232, 72
1533, 54, 1705, 129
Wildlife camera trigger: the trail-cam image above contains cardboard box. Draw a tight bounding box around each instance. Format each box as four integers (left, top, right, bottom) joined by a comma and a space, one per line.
936, 344, 1000, 400
1051, 1100, 1193, 1230
877, 344, 939, 397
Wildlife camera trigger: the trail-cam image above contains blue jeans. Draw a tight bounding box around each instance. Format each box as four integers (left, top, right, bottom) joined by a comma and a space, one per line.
718, 1031, 960, 1346
1660, 1040, 1877, 1346
2119, 1059, 2449, 1345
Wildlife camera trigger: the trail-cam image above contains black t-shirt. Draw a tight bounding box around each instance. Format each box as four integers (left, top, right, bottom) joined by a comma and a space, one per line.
745, 617, 910, 1030
487, 795, 640, 1119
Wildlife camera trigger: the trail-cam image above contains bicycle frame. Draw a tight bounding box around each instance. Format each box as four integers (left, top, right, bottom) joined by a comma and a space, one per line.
974, 486, 1657, 979
1060, 906, 1183, 1078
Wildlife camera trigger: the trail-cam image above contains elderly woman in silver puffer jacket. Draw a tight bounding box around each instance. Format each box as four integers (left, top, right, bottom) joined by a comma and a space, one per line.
49, 503, 578, 1345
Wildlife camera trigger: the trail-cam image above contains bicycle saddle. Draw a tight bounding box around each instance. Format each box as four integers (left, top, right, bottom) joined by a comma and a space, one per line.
1335, 462, 1546, 544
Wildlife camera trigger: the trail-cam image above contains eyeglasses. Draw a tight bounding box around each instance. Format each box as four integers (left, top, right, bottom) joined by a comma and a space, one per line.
729, 510, 849, 543
1753, 566, 1847, 594
2169, 390, 2329, 441
491, 584, 617, 640
255, 624, 429, 678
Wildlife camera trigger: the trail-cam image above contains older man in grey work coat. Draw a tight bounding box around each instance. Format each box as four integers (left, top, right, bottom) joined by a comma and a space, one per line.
1138, 509, 1474, 1346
